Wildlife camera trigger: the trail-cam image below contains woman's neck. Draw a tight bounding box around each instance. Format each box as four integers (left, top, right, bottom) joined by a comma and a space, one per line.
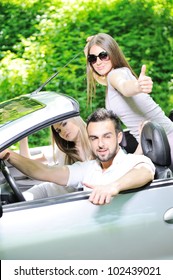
93, 73, 107, 86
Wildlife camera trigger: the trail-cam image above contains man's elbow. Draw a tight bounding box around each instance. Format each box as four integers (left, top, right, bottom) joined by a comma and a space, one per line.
148, 168, 155, 181
136, 163, 155, 183
141, 165, 155, 183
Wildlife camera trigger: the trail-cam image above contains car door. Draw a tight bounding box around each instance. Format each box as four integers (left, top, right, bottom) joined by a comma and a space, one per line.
0, 179, 173, 260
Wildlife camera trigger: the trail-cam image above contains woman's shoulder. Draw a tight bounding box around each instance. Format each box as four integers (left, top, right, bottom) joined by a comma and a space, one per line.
107, 67, 135, 82
108, 67, 131, 75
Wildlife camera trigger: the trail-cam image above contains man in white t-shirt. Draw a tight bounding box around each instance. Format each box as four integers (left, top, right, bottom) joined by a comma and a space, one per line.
0, 108, 155, 205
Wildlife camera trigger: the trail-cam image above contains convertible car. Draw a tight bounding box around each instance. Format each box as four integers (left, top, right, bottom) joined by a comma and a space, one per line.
0, 91, 173, 260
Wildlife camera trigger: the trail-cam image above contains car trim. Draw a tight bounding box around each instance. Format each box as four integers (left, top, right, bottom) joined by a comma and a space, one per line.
0, 111, 80, 152
1, 178, 173, 215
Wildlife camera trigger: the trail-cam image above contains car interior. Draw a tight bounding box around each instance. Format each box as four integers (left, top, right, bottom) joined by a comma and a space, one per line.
141, 121, 172, 179
0, 114, 173, 206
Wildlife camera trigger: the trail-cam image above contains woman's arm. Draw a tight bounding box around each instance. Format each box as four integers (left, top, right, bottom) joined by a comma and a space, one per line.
19, 137, 31, 158
109, 65, 153, 97
19, 137, 47, 163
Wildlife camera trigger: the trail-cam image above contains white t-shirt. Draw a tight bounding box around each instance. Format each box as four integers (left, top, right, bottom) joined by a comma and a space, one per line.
67, 148, 155, 190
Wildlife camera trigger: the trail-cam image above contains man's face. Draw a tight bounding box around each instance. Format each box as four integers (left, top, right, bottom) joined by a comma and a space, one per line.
87, 120, 122, 166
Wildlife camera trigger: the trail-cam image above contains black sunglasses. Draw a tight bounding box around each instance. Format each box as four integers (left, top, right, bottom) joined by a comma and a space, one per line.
87, 51, 109, 65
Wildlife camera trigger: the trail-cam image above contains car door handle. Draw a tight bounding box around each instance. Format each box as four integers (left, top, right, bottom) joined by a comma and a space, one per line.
164, 208, 173, 224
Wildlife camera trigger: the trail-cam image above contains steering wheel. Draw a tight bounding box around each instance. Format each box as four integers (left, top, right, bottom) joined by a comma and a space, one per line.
0, 159, 25, 202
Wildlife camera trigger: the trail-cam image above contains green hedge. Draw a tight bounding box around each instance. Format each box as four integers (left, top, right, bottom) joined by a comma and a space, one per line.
0, 0, 173, 146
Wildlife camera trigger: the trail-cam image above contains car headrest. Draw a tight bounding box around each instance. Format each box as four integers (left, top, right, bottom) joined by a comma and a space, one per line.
120, 129, 138, 153
141, 121, 171, 166
169, 109, 173, 121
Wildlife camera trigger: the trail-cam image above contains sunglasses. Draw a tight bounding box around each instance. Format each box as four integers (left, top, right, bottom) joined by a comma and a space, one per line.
87, 51, 110, 65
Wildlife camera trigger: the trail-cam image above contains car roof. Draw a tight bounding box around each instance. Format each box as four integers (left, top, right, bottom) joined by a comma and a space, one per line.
0, 91, 79, 151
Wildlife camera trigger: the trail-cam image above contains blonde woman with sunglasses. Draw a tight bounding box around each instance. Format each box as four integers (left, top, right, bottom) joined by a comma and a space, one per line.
85, 33, 173, 171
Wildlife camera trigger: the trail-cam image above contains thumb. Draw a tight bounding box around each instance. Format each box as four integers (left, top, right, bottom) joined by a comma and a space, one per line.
139, 65, 146, 78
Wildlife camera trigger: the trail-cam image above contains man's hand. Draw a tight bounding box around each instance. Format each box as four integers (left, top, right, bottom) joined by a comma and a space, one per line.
83, 163, 154, 205
138, 65, 153, 94
0, 149, 10, 160
83, 182, 119, 205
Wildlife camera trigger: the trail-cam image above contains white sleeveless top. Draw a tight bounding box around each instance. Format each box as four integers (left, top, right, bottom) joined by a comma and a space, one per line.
106, 67, 173, 141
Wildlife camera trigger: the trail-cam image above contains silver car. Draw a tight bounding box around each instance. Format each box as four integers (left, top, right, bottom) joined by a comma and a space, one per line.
0, 91, 173, 260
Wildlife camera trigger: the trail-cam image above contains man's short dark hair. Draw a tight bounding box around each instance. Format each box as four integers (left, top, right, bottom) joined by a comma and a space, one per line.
86, 108, 122, 132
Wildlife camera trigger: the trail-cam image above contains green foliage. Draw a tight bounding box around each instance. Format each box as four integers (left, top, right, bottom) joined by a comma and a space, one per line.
28, 127, 51, 147
0, 0, 173, 146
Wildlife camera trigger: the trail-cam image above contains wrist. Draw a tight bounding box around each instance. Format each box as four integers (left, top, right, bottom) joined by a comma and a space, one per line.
111, 182, 120, 196
135, 80, 141, 93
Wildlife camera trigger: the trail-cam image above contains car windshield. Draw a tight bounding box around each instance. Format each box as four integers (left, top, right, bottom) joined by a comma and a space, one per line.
0, 96, 45, 126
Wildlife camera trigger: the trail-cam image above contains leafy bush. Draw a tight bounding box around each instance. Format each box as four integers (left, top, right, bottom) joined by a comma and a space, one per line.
0, 0, 173, 146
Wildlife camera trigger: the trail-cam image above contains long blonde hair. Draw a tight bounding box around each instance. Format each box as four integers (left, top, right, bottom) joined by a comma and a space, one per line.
51, 116, 92, 164
86, 33, 137, 104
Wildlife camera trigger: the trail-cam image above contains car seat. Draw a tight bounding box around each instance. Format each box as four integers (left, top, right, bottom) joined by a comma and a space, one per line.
120, 129, 138, 153
169, 109, 173, 121
141, 121, 172, 179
